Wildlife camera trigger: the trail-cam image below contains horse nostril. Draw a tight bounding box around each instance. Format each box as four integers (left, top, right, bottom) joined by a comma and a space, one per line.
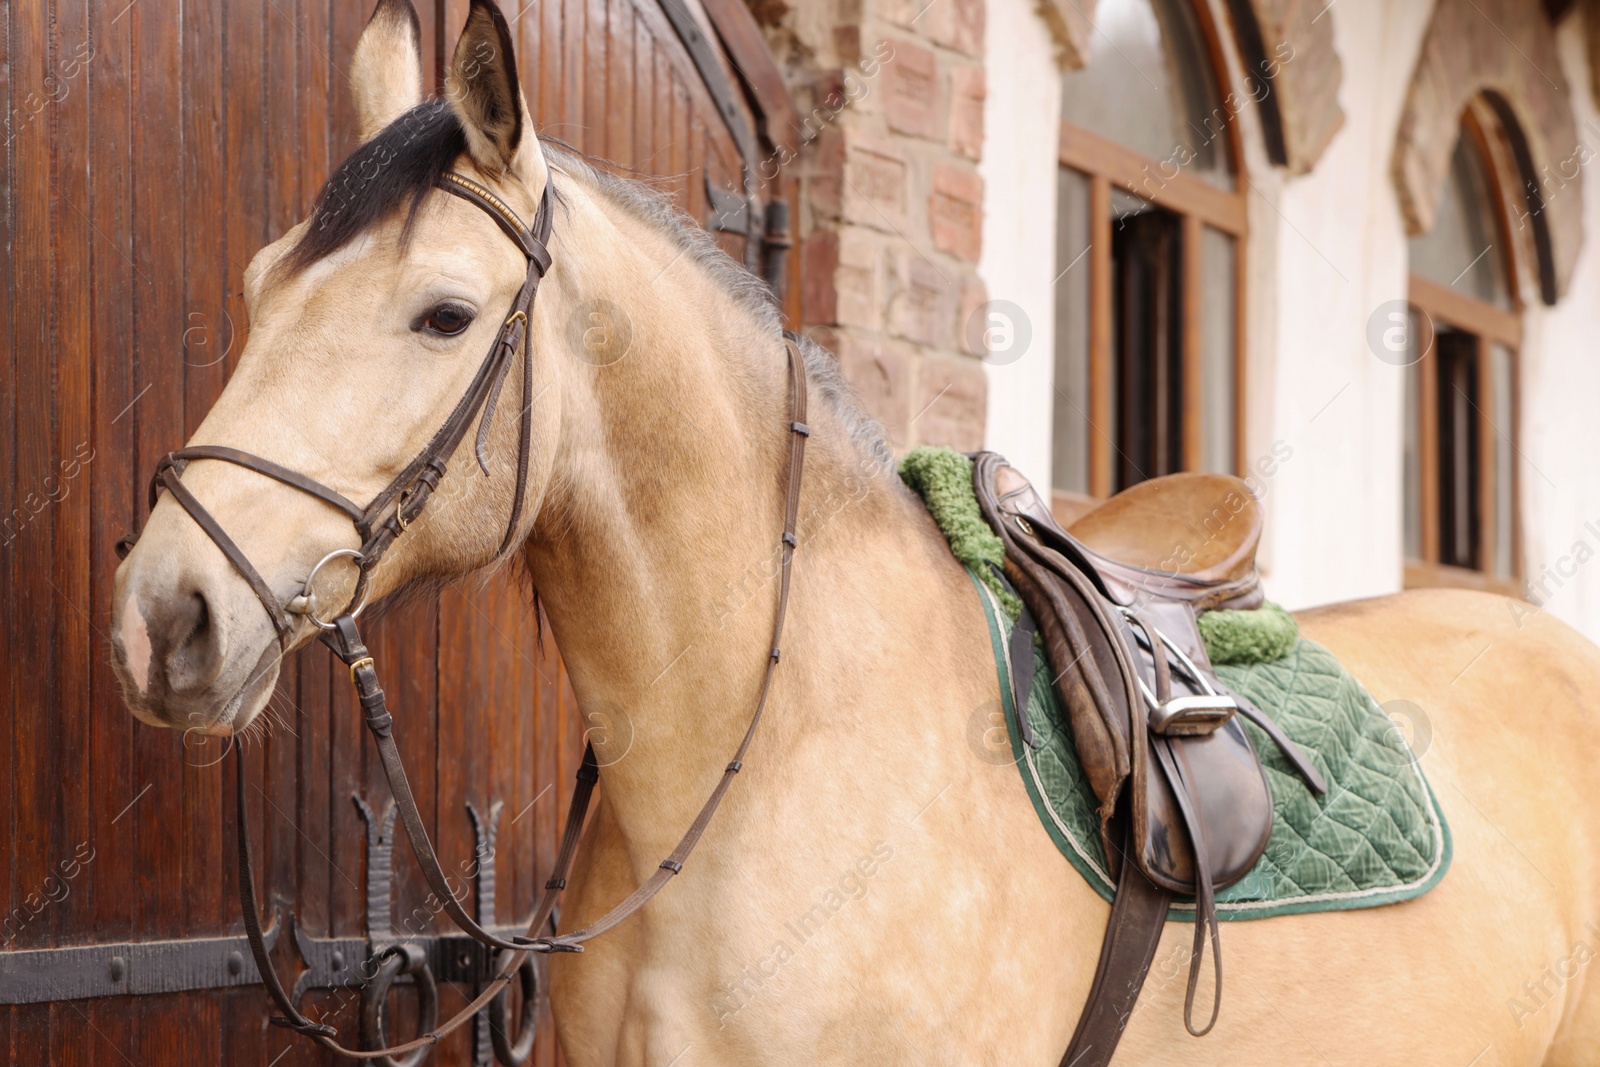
165, 590, 225, 694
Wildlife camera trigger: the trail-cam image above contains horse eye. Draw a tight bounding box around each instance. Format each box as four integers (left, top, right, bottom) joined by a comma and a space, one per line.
416, 303, 475, 337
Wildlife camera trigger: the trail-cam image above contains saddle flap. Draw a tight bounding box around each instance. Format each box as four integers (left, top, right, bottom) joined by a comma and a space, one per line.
1123, 604, 1273, 890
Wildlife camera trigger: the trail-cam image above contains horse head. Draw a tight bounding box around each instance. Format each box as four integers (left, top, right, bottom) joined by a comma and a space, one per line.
110, 0, 571, 733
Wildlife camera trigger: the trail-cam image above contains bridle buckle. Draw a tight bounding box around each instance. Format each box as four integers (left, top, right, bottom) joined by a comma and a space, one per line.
347, 655, 375, 683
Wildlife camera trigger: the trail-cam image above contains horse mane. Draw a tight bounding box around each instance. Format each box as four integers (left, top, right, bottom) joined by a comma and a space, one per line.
281, 99, 893, 475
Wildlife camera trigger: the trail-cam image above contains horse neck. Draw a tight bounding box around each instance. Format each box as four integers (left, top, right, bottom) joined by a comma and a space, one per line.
523, 180, 937, 858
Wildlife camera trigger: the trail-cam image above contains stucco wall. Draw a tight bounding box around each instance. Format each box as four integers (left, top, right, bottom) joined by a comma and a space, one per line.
1516, 15, 1600, 638
977, 0, 1062, 488
1252, 0, 1433, 608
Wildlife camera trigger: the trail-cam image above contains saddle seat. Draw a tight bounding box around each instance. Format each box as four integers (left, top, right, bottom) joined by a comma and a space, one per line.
1069, 472, 1261, 587
994, 466, 1265, 616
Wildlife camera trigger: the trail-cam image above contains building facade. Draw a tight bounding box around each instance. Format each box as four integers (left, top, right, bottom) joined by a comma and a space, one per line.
751, 0, 1600, 642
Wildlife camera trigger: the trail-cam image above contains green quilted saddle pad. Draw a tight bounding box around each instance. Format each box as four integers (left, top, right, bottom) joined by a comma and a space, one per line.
968, 571, 1452, 921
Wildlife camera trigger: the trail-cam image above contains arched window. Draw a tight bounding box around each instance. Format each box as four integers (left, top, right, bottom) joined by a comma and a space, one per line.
1403, 106, 1521, 593
1053, 0, 1246, 513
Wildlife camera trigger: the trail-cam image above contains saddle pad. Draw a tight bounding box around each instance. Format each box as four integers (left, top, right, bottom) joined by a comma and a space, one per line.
968, 572, 1453, 921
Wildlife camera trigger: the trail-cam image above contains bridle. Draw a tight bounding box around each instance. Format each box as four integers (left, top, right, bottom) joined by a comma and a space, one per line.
117, 169, 812, 1059
133, 171, 554, 636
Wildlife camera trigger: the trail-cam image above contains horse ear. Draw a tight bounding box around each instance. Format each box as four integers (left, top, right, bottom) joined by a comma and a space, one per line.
446, 0, 541, 181
350, 0, 424, 143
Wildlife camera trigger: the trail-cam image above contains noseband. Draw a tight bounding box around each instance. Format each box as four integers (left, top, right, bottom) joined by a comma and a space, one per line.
119, 171, 812, 1060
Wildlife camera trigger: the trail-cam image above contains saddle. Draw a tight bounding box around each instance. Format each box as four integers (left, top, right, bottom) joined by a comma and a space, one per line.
970, 454, 1326, 1066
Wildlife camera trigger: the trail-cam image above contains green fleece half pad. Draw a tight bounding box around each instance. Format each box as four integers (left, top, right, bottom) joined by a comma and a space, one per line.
898, 447, 1020, 620
1199, 602, 1300, 665
966, 570, 1452, 921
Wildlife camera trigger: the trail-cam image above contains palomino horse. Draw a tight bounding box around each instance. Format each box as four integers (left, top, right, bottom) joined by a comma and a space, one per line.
110, 0, 1600, 1063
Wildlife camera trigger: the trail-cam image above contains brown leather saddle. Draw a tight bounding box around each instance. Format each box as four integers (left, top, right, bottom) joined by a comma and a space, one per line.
970, 453, 1326, 1066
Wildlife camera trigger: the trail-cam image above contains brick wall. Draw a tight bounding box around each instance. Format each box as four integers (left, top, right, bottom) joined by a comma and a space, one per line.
754, 0, 990, 452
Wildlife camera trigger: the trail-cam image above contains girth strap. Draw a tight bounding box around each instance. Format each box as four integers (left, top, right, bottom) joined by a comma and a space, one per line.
1058, 838, 1172, 1067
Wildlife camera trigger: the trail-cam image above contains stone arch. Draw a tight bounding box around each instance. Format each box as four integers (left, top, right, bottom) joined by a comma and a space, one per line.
1392, 0, 1580, 304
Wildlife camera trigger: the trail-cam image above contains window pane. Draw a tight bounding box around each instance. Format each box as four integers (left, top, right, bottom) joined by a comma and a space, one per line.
1409, 134, 1512, 308
1491, 343, 1516, 579
1435, 327, 1481, 570
1059, 0, 1233, 189
1053, 167, 1092, 494
1111, 189, 1182, 490
1200, 227, 1235, 474
1402, 311, 1423, 560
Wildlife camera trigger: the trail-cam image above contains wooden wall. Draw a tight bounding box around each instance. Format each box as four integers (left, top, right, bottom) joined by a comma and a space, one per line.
0, 0, 783, 1062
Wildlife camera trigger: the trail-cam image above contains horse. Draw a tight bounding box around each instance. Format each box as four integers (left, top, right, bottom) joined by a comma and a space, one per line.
109, 0, 1600, 1062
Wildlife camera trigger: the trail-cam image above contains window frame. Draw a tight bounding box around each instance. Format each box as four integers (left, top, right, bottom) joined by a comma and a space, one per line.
1052, 0, 1249, 524
1403, 108, 1524, 598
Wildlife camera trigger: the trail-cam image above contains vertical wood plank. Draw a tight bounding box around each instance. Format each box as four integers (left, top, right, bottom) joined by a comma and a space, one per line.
215, 5, 266, 1053
669, 62, 689, 209
688, 114, 707, 227
85, 0, 139, 1054
435, 583, 523, 1059
632, 14, 654, 174
586, 0, 607, 156
12, 1007, 50, 1067
128, 0, 190, 958
52, 0, 94, 959
51, 1002, 90, 1067
136, 994, 214, 1067
539, 0, 563, 130
180, 0, 227, 944
561, 0, 585, 143
330, 0, 367, 163
606, 0, 633, 168
11, 0, 62, 975
0, 0, 17, 1017
421, 0, 443, 95
301, 0, 339, 1005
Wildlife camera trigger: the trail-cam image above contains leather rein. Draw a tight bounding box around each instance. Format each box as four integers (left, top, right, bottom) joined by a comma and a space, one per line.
119, 170, 813, 1059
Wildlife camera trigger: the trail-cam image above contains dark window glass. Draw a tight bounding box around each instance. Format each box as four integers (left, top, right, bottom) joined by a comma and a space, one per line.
1111, 192, 1184, 491
1434, 327, 1481, 570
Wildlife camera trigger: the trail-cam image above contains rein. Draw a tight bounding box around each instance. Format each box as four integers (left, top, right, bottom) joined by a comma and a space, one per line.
119, 171, 812, 1058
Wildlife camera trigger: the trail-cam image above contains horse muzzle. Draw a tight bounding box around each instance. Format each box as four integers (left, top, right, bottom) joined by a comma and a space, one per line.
110, 527, 285, 733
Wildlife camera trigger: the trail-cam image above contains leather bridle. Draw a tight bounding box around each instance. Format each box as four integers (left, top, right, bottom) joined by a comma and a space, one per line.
118, 169, 812, 1059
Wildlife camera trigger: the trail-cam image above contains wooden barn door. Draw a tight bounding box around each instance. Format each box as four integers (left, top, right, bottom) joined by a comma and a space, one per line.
0, 1, 798, 1064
